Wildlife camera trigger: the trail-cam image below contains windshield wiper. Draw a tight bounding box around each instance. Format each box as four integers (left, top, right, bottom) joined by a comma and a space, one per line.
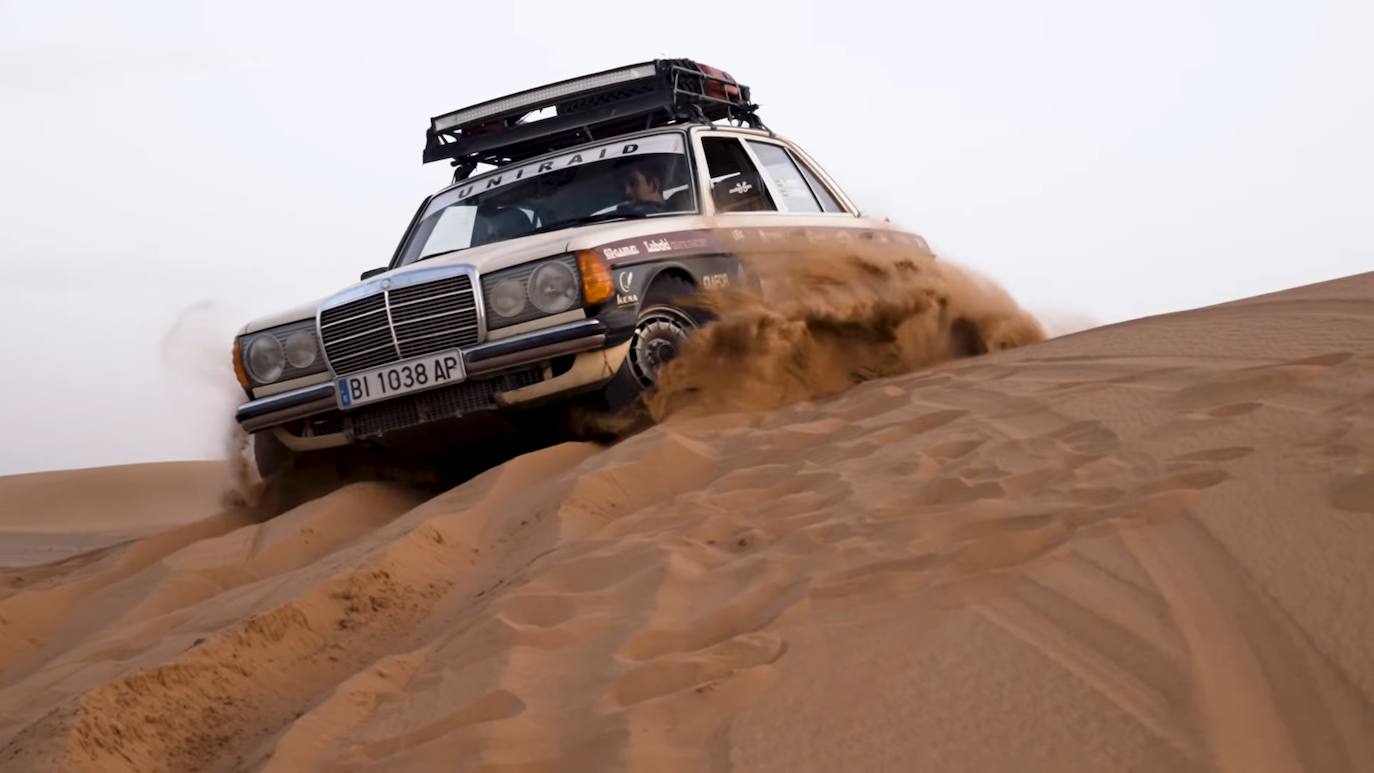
529, 211, 648, 236
416, 247, 467, 263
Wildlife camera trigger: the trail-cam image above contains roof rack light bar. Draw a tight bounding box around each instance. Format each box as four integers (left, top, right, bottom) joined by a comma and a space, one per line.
423, 59, 759, 169
431, 62, 659, 134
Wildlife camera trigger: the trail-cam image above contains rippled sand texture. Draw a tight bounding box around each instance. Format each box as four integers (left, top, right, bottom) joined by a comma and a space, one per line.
2, 272, 1373, 772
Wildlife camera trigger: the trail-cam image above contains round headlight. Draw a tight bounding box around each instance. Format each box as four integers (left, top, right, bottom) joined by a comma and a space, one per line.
528, 262, 579, 314
489, 279, 527, 318
245, 334, 284, 384
283, 330, 318, 369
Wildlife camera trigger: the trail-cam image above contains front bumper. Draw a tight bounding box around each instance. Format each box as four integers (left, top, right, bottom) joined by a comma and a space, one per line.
235, 318, 609, 433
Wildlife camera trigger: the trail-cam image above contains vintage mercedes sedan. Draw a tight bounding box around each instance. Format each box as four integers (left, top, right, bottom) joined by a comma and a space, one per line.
232, 59, 929, 475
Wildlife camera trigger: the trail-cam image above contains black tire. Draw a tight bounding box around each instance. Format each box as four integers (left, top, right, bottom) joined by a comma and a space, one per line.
252, 430, 294, 480
602, 275, 706, 409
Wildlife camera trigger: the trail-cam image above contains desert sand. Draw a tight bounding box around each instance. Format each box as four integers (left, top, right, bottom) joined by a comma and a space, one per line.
0, 462, 230, 567
2, 271, 1373, 772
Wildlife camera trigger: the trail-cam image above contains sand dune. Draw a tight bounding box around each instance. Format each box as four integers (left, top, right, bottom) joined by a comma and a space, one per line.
2, 273, 1373, 772
0, 462, 229, 534
0, 462, 230, 568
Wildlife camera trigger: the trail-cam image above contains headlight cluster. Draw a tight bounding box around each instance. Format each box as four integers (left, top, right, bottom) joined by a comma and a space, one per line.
236, 320, 326, 388
247, 334, 285, 382
481, 254, 585, 329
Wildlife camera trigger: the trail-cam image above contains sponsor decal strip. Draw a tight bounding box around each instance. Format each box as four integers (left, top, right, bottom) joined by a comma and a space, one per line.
595, 226, 930, 263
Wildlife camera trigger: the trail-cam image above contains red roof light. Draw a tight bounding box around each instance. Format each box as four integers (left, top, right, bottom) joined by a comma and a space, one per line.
696, 63, 742, 102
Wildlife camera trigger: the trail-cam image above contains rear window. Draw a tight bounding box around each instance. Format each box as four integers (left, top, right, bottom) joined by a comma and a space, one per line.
748, 141, 821, 212
748, 140, 846, 213
793, 153, 844, 213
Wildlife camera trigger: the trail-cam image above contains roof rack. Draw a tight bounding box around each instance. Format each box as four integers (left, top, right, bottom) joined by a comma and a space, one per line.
423, 59, 761, 177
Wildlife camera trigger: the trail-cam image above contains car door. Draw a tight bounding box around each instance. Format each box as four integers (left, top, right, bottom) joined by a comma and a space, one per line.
692, 131, 866, 227
692, 129, 931, 261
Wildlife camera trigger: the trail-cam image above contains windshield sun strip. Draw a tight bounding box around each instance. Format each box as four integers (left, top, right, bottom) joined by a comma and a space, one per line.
437, 132, 686, 203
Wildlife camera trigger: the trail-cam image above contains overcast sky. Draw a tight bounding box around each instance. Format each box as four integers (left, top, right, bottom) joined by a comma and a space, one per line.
1, 0, 1370, 474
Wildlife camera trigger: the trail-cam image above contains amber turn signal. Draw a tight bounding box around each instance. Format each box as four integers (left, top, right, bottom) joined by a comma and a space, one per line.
577, 249, 615, 305
232, 337, 253, 394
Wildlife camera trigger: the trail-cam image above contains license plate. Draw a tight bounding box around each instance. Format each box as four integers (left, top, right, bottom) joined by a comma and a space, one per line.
336, 350, 465, 410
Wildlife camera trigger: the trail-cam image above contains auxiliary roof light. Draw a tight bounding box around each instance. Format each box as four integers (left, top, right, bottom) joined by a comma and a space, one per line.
432, 63, 659, 133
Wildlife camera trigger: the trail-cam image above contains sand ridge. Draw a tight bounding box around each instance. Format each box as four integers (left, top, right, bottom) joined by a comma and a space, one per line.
1, 273, 1372, 771
0, 461, 228, 534
0, 461, 232, 569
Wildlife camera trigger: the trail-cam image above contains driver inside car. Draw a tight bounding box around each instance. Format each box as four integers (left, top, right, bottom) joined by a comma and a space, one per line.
617, 160, 668, 214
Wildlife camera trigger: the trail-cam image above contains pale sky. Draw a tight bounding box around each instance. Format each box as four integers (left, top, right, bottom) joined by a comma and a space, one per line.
1, 0, 1370, 474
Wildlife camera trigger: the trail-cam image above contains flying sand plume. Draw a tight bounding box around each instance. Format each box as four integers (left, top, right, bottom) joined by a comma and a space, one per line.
645, 236, 1046, 421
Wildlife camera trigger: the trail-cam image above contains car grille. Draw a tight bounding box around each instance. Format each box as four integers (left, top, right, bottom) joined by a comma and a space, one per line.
319, 271, 481, 375
390, 275, 481, 358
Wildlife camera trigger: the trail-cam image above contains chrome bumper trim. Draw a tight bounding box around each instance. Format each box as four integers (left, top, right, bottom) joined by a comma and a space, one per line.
235, 319, 609, 433
464, 319, 607, 373
236, 383, 337, 432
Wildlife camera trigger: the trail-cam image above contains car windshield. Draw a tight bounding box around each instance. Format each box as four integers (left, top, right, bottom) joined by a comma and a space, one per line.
396, 133, 696, 266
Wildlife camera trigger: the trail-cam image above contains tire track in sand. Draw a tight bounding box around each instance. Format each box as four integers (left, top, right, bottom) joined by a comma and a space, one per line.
1122, 514, 1374, 773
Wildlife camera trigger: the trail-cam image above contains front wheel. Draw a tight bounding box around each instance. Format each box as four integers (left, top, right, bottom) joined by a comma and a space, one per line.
252, 430, 295, 480
626, 303, 697, 389
602, 275, 705, 409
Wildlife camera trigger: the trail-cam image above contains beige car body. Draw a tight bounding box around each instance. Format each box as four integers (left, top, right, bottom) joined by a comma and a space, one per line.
235, 126, 923, 452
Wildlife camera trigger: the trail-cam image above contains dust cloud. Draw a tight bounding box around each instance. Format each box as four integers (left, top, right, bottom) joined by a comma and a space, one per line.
157, 300, 265, 505
645, 237, 1045, 421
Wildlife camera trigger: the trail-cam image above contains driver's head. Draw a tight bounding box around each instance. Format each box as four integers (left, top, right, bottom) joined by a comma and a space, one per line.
620, 161, 664, 205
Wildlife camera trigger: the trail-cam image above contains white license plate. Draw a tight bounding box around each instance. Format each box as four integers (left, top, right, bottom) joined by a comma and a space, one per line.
336, 350, 465, 410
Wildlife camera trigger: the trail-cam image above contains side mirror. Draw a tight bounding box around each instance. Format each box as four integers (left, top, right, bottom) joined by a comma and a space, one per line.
360, 267, 387, 281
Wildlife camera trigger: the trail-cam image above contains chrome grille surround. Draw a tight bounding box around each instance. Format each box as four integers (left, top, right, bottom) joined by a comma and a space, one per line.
316, 264, 486, 377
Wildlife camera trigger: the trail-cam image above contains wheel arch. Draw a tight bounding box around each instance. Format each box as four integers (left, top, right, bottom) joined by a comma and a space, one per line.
637, 262, 698, 296
599, 253, 738, 330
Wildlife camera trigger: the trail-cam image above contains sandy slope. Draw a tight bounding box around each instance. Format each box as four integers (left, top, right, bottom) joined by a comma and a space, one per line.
0, 462, 228, 534
2, 273, 1373, 772
0, 462, 230, 567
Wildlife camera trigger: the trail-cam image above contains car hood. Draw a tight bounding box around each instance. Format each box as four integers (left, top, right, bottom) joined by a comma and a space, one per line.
238, 299, 322, 336
237, 212, 888, 336
404, 216, 716, 275
247, 215, 731, 330
238, 219, 641, 336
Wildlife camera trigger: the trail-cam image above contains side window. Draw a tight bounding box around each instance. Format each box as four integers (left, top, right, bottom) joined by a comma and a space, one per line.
791, 152, 845, 213
701, 137, 776, 213
747, 141, 822, 213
